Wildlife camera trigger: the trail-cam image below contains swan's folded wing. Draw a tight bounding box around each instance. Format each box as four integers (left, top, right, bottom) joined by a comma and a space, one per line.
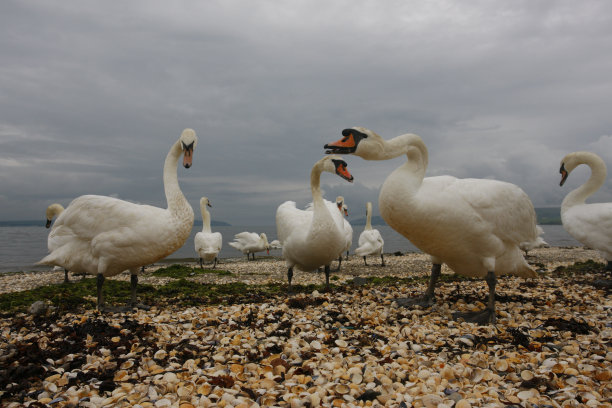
355, 229, 384, 256
276, 201, 313, 243
233, 231, 259, 244
565, 203, 612, 250
441, 178, 538, 244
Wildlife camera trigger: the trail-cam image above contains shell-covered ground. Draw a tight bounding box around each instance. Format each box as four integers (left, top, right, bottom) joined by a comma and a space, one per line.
0, 247, 611, 407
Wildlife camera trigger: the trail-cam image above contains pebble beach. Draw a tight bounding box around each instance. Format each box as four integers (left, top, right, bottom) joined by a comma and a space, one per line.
1, 246, 611, 407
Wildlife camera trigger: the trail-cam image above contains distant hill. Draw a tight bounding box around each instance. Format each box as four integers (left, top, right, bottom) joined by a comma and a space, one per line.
194, 219, 231, 227
0, 219, 231, 227
350, 208, 562, 226
535, 207, 561, 225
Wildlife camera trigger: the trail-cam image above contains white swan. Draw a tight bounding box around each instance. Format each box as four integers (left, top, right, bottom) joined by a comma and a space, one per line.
194, 197, 222, 269
325, 127, 542, 324
44, 203, 72, 282
334, 196, 353, 271
229, 232, 270, 260
560, 151, 612, 270
276, 156, 354, 289
270, 239, 283, 249
355, 202, 385, 266
38, 128, 198, 310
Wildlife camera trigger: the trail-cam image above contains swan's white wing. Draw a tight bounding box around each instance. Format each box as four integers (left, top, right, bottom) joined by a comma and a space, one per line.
195, 231, 223, 254
355, 229, 384, 256
563, 203, 612, 257
426, 178, 538, 244
276, 201, 313, 244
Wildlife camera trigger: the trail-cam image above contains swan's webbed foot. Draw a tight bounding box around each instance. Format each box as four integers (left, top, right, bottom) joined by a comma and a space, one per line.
394, 294, 435, 308
452, 271, 497, 325
395, 263, 441, 308
452, 308, 496, 325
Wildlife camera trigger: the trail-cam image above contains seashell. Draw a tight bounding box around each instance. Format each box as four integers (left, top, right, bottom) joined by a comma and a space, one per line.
230, 364, 244, 374
162, 372, 178, 384
421, 394, 443, 408
517, 389, 538, 400
520, 370, 534, 381
197, 384, 212, 395
335, 339, 347, 348
350, 373, 363, 384
153, 350, 167, 360
469, 368, 484, 383
455, 400, 471, 408
494, 359, 509, 372
114, 370, 128, 381
334, 384, 350, 395
310, 340, 322, 350
120, 360, 134, 370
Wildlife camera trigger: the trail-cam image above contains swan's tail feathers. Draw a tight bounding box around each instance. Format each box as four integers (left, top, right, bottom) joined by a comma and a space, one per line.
37, 254, 60, 267
354, 244, 373, 257
520, 225, 549, 252
228, 242, 241, 250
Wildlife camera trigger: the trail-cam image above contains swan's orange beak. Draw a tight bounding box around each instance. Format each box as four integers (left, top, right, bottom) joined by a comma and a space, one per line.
332, 159, 354, 182
325, 133, 357, 154
560, 164, 568, 186
343, 207, 348, 216
46, 219, 52, 228
183, 143, 194, 168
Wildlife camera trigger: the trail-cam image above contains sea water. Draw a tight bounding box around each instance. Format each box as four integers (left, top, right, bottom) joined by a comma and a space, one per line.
0, 224, 581, 274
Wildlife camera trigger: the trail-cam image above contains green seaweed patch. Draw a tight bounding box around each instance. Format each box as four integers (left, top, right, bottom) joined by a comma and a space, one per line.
0, 278, 144, 314
152, 264, 232, 278
357, 273, 474, 286
553, 260, 606, 276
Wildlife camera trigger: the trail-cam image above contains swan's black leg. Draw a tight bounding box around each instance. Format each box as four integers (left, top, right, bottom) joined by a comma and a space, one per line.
213, 257, 217, 269
335, 255, 342, 271
346, 250, 349, 261
607, 261, 612, 271
452, 271, 497, 325
199, 258, 203, 269
380, 254, 385, 267
324, 265, 331, 289
287, 267, 293, 292
395, 263, 441, 308
64, 268, 70, 283
130, 274, 138, 307
96, 273, 105, 310
363, 256, 368, 266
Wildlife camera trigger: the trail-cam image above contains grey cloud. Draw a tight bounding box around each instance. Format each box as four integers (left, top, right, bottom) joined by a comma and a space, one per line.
1, 0, 612, 225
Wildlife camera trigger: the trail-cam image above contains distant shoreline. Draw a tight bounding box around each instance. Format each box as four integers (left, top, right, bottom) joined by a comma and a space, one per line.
0, 207, 562, 227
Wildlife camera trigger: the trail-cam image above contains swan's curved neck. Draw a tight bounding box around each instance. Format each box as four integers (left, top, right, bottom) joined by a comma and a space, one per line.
201, 206, 211, 233
310, 163, 325, 207
378, 133, 429, 181
365, 204, 372, 230
562, 155, 607, 211
164, 141, 192, 220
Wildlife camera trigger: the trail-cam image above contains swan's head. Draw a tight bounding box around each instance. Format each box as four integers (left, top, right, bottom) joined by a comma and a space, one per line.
324, 127, 384, 159
320, 155, 354, 182
560, 151, 605, 187
200, 197, 212, 208
45, 203, 64, 228
179, 128, 198, 168
335, 196, 344, 210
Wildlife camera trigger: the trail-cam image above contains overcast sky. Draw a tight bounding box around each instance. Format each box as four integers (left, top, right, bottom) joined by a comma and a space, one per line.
1, 0, 611, 226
